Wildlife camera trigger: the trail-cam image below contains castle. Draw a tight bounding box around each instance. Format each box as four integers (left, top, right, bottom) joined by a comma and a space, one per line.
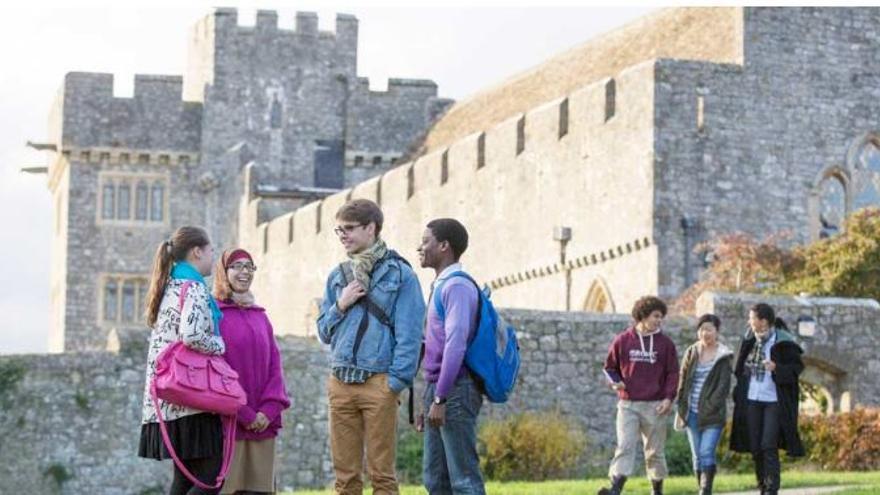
11, 7, 880, 491
43, 8, 451, 351
42, 7, 880, 351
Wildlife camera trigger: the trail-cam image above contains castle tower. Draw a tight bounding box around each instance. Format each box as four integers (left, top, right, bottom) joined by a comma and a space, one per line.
45, 8, 450, 351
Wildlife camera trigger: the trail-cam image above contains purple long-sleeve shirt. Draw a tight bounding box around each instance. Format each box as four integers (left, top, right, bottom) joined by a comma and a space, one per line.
423, 265, 479, 400
219, 300, 291, 441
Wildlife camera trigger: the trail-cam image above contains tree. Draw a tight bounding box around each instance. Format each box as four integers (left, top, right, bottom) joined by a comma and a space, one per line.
779, 207, 880, 300
674, 207, 880, 314
672, 232, 799, 314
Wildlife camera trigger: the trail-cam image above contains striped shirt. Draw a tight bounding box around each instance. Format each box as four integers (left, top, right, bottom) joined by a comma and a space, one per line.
689, 361, 713, 413
333, 366, 376, 384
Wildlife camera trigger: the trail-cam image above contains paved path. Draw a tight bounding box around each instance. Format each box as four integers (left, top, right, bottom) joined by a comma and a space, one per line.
721, 486, 856, 495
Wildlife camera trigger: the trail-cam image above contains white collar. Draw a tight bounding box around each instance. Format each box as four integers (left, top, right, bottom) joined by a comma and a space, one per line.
436, 263, 463, 282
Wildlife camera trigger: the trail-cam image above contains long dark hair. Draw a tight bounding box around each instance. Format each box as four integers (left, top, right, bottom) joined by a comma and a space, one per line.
750, 303, 787, 331
144, 226, 210, 326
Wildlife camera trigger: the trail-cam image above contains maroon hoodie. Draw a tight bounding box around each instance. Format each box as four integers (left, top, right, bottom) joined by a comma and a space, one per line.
603, 326, 679, 402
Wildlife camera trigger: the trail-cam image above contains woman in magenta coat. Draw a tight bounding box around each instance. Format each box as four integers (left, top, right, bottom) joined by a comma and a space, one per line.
213, 248, 290, 495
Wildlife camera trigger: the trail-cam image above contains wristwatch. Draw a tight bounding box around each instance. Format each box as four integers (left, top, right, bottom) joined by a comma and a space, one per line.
433, 396, 447, 405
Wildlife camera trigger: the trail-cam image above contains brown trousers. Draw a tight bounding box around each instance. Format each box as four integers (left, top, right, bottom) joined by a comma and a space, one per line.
327, 373, 400, 495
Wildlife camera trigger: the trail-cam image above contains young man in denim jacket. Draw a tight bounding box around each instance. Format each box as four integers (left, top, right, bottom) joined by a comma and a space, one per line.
317, 199, 425, 495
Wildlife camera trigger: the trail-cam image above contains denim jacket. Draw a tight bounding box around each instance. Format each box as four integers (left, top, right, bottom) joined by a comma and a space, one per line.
317, 254, 426, 393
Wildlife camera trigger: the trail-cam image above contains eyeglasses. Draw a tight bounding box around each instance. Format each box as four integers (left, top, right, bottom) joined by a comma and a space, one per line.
228, 262, 257, 272
334, 223, 365, 237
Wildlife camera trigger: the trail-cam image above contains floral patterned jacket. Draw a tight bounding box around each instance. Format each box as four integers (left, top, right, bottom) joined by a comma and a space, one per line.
141, 279, 226, 424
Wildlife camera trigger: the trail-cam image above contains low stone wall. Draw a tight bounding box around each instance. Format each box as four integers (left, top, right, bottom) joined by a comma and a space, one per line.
3, 293, 879, 493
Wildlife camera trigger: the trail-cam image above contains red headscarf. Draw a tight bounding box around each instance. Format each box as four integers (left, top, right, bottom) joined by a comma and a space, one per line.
224, 249, 253, 268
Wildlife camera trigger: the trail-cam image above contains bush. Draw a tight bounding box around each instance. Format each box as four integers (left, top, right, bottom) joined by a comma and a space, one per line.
799, 408, 880, 470
478, 411, 587, 481
396, 428, 423, 484
717, 420, 753, 474
665, 429, 695, 476
716, 408, 880, 473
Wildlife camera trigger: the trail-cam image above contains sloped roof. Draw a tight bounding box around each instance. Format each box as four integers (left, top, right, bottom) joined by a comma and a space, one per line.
420, 7, 743, 154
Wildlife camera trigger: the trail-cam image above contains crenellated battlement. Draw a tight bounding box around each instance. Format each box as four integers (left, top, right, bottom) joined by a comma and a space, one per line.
209, 7, 357, 44
238, 60, 660, 335
56, 71, 202, 151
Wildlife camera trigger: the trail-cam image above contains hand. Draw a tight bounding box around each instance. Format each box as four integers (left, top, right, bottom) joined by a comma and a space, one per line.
427, 402, 446, 428
415, 411, 425, 433
656, 399, 673, 415
247, 412, 270, 432
764, 359, 777, 372
611, 381, 626, 391
231, 290, 255, 307
337, 281, 367, 312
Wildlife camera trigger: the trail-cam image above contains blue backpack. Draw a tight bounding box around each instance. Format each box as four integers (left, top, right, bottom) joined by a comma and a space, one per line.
433, 271, 520, 403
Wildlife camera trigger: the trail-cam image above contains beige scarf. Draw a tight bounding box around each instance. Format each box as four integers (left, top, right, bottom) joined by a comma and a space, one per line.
348, 238, 388, 288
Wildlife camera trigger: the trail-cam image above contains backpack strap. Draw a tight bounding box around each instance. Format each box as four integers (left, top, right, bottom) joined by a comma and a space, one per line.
432, 271, 480, 322
429, 270, 485, 393
341, 250, 411, 366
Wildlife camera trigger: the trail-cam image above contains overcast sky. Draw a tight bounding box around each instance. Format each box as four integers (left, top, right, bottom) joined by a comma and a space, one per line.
0, 2, 657, 354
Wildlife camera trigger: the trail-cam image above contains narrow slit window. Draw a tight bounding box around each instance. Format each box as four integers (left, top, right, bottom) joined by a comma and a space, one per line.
605, 79, 616, 122
104, 280, 118, 321
150, 182, 164, 221
135, 182, 148, 220
477, 133, 486, 169
441, 151, 449, 185
558, 98, 569, 138
117, 183, 131, 220
102, 183, 115, 219
121, 280, 136, 322
516, 116, 526, 155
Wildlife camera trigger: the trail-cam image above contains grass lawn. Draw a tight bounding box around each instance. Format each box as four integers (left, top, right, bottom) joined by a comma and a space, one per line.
286, 470, 880, 494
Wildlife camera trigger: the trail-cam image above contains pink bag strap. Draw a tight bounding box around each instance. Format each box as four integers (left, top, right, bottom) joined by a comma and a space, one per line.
178, 280, 194, 313
150, 380, 236, 490
149, 279, 235, 490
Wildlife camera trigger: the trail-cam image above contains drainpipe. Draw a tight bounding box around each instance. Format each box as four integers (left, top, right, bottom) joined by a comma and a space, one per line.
681, 216, 694, 289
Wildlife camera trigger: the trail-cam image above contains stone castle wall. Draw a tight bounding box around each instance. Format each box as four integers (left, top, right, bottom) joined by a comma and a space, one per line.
235, 7, 880, 341
239, 60, 660, 338
652, 7, 880, 299
4, 293, 880, 493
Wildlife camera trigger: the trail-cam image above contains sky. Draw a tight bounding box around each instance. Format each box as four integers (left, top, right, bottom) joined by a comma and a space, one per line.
0, 1, 657, 354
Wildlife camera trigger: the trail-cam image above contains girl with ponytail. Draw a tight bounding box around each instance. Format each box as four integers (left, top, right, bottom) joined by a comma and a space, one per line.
138, 226, 227, 495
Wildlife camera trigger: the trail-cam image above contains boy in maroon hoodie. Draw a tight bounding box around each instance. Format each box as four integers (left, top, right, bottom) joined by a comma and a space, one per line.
598, 296, 679, 495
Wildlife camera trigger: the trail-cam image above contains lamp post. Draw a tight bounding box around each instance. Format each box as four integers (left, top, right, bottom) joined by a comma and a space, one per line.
554, 226, 572, 311
797, 315, 817, 339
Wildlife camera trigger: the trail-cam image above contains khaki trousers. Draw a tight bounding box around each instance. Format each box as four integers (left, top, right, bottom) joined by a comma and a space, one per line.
327, 373, 400, 495
608, 400, 669, 480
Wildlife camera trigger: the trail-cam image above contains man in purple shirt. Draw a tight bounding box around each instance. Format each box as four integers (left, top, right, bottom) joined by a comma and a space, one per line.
416, 218, 486, 495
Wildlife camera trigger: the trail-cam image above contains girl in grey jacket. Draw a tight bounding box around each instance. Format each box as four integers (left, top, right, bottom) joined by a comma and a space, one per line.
675, 314, 734, 495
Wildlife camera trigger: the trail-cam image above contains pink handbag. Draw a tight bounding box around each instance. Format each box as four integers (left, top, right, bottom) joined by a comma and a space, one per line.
149, 281, 246, 490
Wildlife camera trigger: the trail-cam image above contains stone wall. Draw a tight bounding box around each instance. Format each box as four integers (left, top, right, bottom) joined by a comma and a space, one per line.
697, 291, 880, 412
6, 293, 880, 493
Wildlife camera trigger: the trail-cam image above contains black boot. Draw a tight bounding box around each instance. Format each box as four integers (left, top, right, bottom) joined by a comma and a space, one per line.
695, 468, 702, 491
597, 475, 627, 495
753, 454, 765, 493
699, 465, 716, 495
651, 479, 663, 495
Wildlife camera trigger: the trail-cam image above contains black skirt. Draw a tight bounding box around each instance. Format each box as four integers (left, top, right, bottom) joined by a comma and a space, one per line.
138, 413, 223, 461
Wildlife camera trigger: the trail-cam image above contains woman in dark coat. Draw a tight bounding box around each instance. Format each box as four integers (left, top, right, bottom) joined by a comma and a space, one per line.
730, 303, 805, 495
